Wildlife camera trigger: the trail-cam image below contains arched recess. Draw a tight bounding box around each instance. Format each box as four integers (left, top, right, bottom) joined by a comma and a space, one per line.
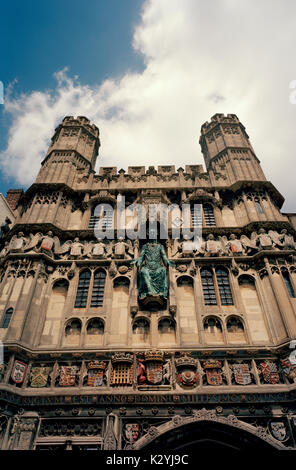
238, 274, 269, 343
176, 276, 198, 344
132, 317, 150, 345
204, 316, 224, 344
109, 277, 130, 344
85, 317, 104, 346
131, 410, 286, 450
64, 318, 82, 346
158, 317, 176, 345
226, 315, 247, 344
40, 279, 69, 346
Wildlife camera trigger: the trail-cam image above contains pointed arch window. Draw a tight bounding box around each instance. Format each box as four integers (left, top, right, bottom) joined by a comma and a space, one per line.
190, 204, 202, 228
216, 268, 234, 305
74, 270, 91, 308
282, 271, 295, 298
203, 204, 216, 226
91, 270, 106, 307
201, 269, 217, 305
1, 308, 13, 328
89, 204, 114, 230
255, 201, 264, 214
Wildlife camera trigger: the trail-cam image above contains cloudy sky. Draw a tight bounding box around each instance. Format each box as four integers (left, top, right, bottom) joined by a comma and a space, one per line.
1, 0, 296, 211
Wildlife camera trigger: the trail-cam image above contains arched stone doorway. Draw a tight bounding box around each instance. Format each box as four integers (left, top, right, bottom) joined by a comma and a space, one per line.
131, 409, 287, 450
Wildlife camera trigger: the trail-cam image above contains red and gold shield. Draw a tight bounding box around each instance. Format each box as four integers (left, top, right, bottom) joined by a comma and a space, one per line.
59, 366, 78, 387
260, 361, 280, 384
146, 362, 163, 385
205, 369, 222, 386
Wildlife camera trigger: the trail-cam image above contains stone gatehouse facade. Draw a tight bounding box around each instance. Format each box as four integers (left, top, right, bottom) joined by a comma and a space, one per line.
0, 113, 296, 450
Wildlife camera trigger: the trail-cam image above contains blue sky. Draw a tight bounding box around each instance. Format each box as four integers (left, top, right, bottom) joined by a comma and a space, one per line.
1, 0, 296, 211
0, 0, 144, 195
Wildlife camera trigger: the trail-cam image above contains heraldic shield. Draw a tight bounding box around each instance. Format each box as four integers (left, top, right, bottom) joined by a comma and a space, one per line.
123, 423, 141, 444
232, 363, 252, 385
11, 360, 27, 384
87, 361, 106, 387
203, 360, 223, 386
175, 352, 198, 388
260, 361, 280, 384
146, 362, 163, 385
30, 366, 51, 388
59, 366, 78, 387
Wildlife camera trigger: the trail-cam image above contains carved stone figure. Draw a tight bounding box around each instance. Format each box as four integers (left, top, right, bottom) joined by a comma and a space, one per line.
112, 237, 133, 259
256, 228, 274, 250
279, 229, 296, 250
70, 237, 84, 258
202, 234, 223, 256
133, 240, 172, 303
163, 360, 171, 384
227, 234, 244, 255
9, 232, 28, 252
92, 238, 109, 258
39, 231, 55, 255
172, 235, 201, 258
137, 359, 147, 385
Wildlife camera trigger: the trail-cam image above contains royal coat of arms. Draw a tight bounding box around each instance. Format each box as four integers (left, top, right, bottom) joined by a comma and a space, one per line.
123, 423, 141, 444
260, 361, 280, 384
30, 366, 51, 388
232, 363, 252, 385
87, 361, 106, 387
269, 421, 288, 441
11, 360, 27, 384
175, 353, 198, 388
203, 360, 223, 386
59, 366, 78, 387
146, 362, 163, 385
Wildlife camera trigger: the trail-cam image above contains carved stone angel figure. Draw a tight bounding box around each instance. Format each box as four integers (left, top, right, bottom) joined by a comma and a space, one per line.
201, 234, 225, 257
171, 235, 202, 258
226, 234, 244, 255
112, 237, 134, 259
69, 237, 84, 258
9, 232, 28, 252
279, 229, 296, 250
83, 238, 112, 259
256, 228, 274, 250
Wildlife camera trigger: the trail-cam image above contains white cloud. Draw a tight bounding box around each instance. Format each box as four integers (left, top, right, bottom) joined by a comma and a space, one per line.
1, 0, 296, 210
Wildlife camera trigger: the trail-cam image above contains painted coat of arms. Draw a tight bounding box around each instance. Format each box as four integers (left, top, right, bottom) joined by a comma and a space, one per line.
175, 353, 198, 388
232, 363, 252, 385
87, 361, 106, 387
59, 366, 78, 387
30, 366, 51, 388
146, 362, 163, 385
203, 360, 223, 386
123, 423, 141, 444
11, 360, 27, 384
260, 361, 280, 384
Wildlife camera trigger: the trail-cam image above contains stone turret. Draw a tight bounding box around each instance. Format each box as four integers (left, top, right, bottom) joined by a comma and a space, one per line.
36, 116, 100, 186
199, 113, 266, 184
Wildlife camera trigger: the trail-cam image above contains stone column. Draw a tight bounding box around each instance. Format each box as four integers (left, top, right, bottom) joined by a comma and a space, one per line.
264, 258, 296, 337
